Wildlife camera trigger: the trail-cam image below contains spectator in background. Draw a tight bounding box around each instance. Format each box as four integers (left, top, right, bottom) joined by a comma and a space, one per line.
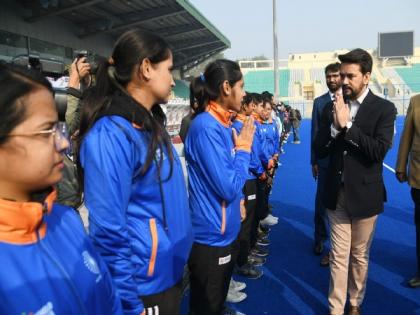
77, 29, 193, 315
396, 94, 420, 288
283, 105, 291, 142
65, 56, 91, 135
179, 79, 201, 143
55, 57, 91, 209
310, 62, 342, 266
289, 107, 302, 144
0, 63, 123, 314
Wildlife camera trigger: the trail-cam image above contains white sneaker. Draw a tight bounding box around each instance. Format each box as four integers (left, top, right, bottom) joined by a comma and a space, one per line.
226, 289, 247, 303
267, 214, 279, 221
229, 279, 246, 291
260, 215, 278, 226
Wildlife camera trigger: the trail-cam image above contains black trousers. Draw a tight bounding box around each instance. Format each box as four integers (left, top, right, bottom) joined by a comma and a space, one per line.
235, 179, 258, 267
141, 280, 182, 315
188, 242, 235, 315
314, 166, 329, 244
256, 179, 269, 221
251, 178, 270, 249
411, 188, 420, 275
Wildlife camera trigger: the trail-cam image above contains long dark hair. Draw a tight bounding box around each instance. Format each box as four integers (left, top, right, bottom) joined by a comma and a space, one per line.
190, 59, 242, 116
76, 29, 174, 182
0, 62, 53, 145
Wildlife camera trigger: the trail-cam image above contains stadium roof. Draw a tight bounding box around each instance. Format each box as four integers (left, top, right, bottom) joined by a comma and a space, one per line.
22, 0, 230, 70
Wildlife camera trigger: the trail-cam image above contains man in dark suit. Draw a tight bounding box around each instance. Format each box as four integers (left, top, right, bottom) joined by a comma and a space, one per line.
311, 62, 342, 267
314, 49, 396, 315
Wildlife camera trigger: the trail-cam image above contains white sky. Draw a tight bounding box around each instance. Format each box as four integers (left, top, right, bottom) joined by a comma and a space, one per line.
190, 0, 420, 60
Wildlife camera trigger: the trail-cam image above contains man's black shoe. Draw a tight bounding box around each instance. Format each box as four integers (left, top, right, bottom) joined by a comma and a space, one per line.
320, 253, 329, 267
248, 254, 266, 266
313, 241, 324, 255
236, 263, 263, 279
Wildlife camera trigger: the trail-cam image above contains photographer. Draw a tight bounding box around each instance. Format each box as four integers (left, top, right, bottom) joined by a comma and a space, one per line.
55, 56, 91, 209
66, 56, 91, 135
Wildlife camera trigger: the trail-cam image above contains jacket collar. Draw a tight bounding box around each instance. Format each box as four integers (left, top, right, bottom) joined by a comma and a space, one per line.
96, 90, 148, 129
235, 113, 247, 123
252, 112, 263, 124
207, 101, 233, 127
0, 190, 56, 244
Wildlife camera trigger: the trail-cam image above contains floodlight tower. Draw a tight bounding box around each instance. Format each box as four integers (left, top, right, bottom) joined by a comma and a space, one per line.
273, 0, 279, 101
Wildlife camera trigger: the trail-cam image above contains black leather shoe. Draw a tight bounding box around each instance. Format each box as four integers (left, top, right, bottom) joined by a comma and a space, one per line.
347, 305, 361, 315
236, 263, 263, 279
313, 241, 324, 255
408, 276, 420, 288
248, 254, 266, 266
320, 253, 329, 267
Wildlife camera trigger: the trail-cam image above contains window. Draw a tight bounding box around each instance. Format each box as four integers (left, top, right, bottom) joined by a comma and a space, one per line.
29, 37, 73, 63
0, 30, 28, 61
304, 91, 314, 100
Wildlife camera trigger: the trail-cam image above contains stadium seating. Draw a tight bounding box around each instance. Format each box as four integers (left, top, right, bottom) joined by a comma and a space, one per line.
244, 69, 290, 97
395, 64, 420, 92
173, 79, 190, 99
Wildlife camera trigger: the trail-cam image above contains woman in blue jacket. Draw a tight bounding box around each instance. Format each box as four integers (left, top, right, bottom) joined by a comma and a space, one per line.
185, 59, 255, 314
76, 29, 193, 315
0, 63, 123, 314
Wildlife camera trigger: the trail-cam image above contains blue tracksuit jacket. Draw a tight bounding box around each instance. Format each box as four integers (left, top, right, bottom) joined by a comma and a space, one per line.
232, 114, 265, 179
185, 101, 251, 246
80, 95, 193, 315
0, 191, 123, 315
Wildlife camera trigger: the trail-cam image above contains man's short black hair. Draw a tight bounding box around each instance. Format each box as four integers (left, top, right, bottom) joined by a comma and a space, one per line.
325, 62, 341, 75
338, 48, 372, 75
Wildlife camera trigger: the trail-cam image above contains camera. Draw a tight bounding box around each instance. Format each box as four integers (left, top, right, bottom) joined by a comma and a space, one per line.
74, 50, 99, 74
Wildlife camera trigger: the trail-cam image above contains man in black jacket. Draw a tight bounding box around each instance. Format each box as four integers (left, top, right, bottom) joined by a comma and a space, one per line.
314, 49, 396, 315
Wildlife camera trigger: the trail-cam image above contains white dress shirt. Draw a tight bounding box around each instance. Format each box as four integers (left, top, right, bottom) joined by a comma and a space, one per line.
330, 87, 370, 138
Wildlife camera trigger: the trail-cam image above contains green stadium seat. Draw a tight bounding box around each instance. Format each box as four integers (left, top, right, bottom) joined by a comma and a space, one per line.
173, 79, 190, 99
244, 69, 290, 97
395, 64, 420, 92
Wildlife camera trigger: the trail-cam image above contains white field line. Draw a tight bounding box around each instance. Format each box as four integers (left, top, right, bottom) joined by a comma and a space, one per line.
383, 162, 395, 173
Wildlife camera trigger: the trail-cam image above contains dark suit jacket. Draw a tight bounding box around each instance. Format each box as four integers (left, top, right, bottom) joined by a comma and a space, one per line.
314, 90, 396, 218
311, 92, 332, 168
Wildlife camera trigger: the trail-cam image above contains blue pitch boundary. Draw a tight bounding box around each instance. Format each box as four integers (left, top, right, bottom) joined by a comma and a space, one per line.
182, 116, 420, 314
